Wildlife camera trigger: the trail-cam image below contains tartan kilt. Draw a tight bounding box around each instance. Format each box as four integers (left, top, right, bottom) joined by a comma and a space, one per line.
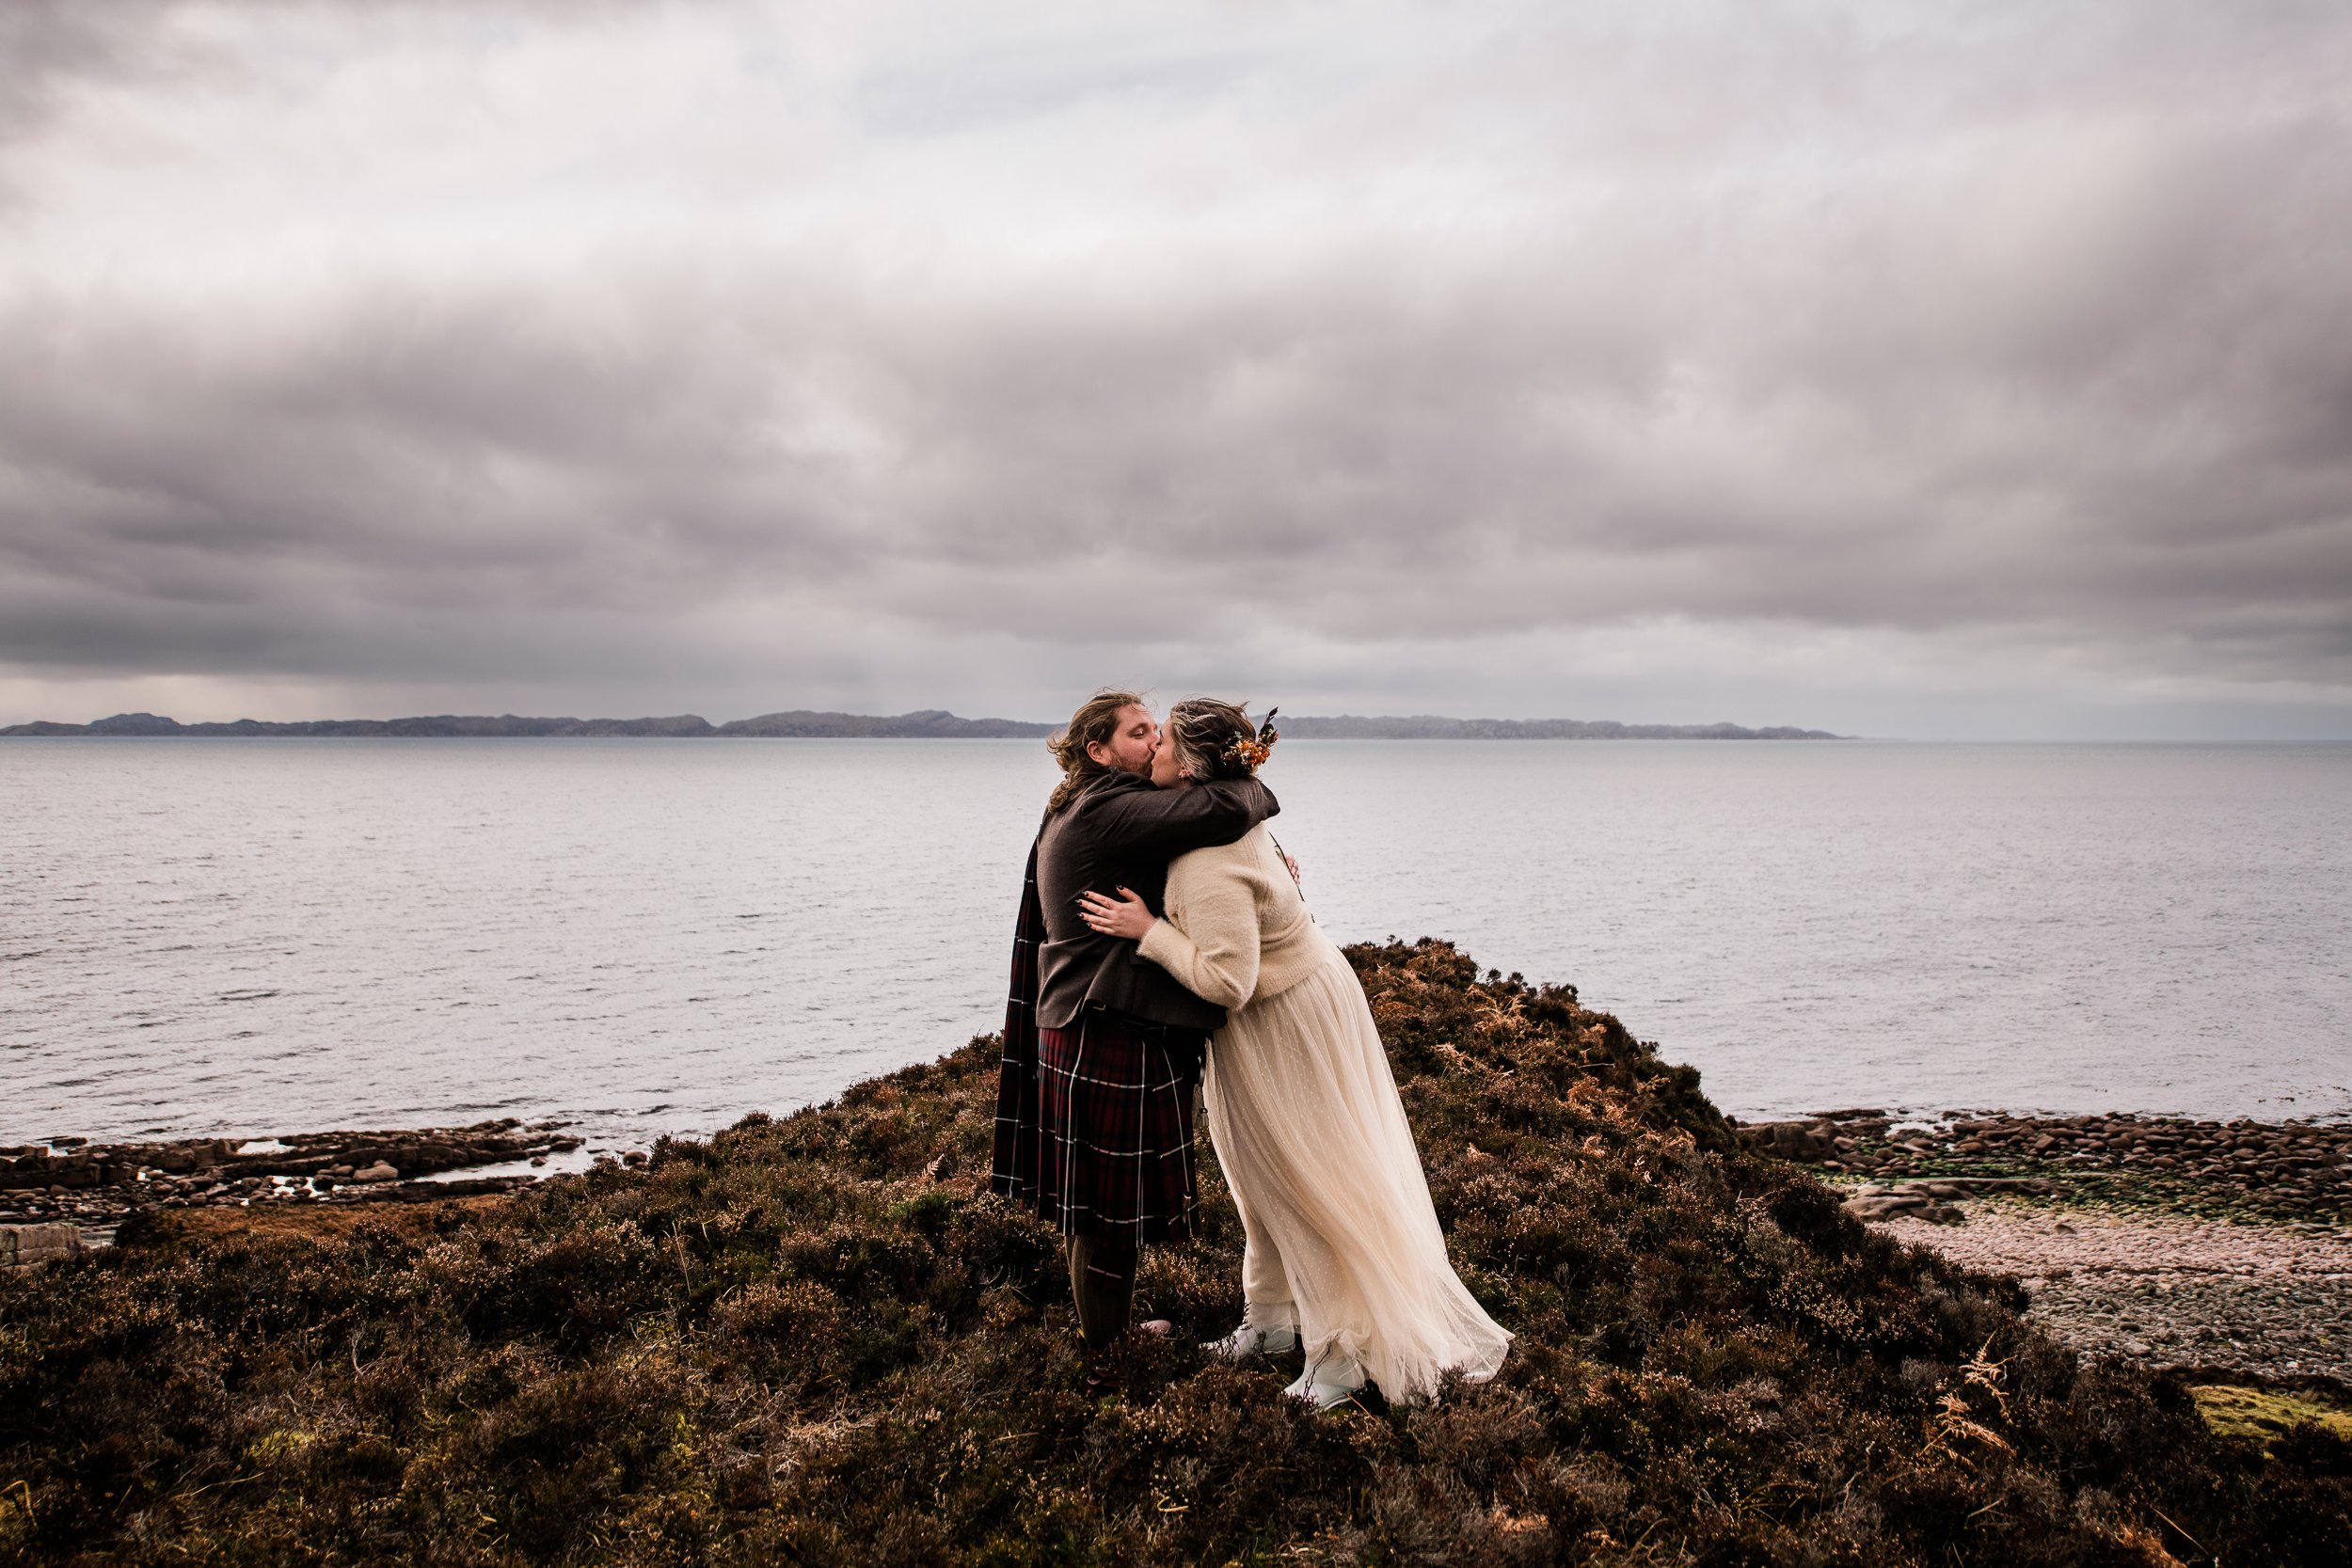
1031, 1006, 1208, 1245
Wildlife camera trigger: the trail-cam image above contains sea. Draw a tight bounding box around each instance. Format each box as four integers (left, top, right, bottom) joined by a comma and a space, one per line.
5, 738, 2348, 1154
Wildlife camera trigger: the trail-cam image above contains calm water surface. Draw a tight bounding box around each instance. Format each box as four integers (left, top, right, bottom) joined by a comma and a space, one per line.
4, 739, 2347, 1148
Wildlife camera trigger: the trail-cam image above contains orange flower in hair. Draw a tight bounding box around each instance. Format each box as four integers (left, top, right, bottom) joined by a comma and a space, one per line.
1223, 707, 1279, 772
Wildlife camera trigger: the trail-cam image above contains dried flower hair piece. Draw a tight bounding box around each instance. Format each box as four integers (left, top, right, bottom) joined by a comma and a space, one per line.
1224, 707, 1279, 771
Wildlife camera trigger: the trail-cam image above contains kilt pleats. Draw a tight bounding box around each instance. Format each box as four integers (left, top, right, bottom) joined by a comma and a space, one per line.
1034, 1010, 1205, 1244
992, 832, 1208, 1243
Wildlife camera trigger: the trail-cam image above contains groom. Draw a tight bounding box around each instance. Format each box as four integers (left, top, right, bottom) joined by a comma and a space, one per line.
991, 689, 1277, 1386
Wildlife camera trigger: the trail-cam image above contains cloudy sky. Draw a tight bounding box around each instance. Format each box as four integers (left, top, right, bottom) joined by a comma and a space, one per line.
3, 0, 2348, 737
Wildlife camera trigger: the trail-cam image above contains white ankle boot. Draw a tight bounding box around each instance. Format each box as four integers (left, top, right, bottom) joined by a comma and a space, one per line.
1283, 1355, 1367, 1410
1203, 1317, 1298, 1364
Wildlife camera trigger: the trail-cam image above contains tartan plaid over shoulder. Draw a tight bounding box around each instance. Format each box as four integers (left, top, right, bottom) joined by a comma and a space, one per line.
990, 835, 1048, 1205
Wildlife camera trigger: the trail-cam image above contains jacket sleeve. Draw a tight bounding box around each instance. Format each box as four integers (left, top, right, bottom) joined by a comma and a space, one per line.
1136, 856, 1263, 1009
1087, 777, 1278, 861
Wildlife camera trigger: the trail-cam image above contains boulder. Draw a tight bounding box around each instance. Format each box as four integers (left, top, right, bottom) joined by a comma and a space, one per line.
386, 1175, 537, 1200
1, 1223, 86, 1267
352, 1162, 400, 1183
1742, 1121, 1839, 1162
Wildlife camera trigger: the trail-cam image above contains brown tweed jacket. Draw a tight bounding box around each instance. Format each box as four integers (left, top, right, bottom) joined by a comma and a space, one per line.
1033, 770, 1278, 1033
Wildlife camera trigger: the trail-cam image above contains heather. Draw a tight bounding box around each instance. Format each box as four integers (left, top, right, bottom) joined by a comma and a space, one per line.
3, 941, 2345, 1565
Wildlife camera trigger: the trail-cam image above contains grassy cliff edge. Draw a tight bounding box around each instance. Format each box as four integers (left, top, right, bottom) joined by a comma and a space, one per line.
3, 940, 2345, 1565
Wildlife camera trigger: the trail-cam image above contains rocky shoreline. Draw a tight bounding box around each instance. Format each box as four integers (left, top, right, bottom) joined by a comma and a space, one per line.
1737, 1108, 2352, 1225
0, 1121, 587, 1249
1740, 1109, 2352, 1391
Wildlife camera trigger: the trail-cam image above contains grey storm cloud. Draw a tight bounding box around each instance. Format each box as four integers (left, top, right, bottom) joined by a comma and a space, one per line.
2, 0, 2349, 733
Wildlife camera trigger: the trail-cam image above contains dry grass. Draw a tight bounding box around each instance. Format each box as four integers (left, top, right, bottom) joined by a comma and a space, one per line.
3, 939, 2346, 1565
119, 1195, 516, 1247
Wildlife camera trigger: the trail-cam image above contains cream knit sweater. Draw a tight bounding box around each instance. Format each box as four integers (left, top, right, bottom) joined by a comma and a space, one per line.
1136, 821, 1334, 1010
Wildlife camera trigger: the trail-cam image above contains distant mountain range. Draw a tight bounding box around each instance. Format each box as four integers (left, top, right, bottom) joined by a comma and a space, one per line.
0, 709, 1055, 738
1274, 716, 1844, 740
3, 709, 1844, 740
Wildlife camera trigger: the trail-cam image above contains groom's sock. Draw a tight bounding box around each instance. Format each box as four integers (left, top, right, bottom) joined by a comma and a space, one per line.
1066, 1235, 1137, 1354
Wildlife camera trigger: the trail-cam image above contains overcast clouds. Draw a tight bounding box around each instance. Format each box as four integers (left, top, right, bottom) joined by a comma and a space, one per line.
3, 0, 2348, 736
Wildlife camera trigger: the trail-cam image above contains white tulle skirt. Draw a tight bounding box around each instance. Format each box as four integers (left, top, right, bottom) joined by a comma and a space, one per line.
1202, 938, 1512, 1402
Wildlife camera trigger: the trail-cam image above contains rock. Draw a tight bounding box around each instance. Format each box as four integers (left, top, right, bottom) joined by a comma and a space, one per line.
352, 1162, 400, 1183
2, 1222, 87, 1267
385, 1175, 536, 1200
1741, 1121, 1839, 1162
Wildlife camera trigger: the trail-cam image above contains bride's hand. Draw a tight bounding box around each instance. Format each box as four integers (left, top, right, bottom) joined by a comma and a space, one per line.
1078, 886, 1155, 940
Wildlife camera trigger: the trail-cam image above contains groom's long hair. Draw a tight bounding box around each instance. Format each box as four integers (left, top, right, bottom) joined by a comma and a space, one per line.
1045, 688, 1148, 813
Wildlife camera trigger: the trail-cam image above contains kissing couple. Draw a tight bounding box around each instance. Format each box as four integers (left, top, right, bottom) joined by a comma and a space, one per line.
991, 689, 1511, 1406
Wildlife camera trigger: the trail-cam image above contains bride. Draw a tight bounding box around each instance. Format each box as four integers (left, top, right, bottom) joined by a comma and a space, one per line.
1078, 699, 1511, 1407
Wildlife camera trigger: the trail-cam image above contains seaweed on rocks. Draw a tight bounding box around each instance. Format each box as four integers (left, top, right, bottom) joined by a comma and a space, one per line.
1740, 1111, 2352, 1227
2, 939, 2346, 1564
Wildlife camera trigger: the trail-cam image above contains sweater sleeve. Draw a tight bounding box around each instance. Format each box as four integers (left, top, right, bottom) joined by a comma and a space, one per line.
1136, 853, 1263, 1010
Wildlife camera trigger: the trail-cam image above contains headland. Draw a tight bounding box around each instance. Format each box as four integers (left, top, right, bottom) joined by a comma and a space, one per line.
3, 942, 2343, 1563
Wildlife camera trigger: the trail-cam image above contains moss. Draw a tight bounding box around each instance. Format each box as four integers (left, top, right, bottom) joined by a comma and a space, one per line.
2191, 1384, 2352, 1447
1, 938, 2345, 1563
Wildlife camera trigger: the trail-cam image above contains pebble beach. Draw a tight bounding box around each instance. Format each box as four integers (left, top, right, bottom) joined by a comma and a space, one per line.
1739, 1108, 2352, 1392
1881, 1205, 2352, 1386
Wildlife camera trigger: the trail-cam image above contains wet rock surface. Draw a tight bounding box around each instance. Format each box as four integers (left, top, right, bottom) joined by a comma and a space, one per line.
1738, 1109, 2352, 1386
0, 1121, 583, 1251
